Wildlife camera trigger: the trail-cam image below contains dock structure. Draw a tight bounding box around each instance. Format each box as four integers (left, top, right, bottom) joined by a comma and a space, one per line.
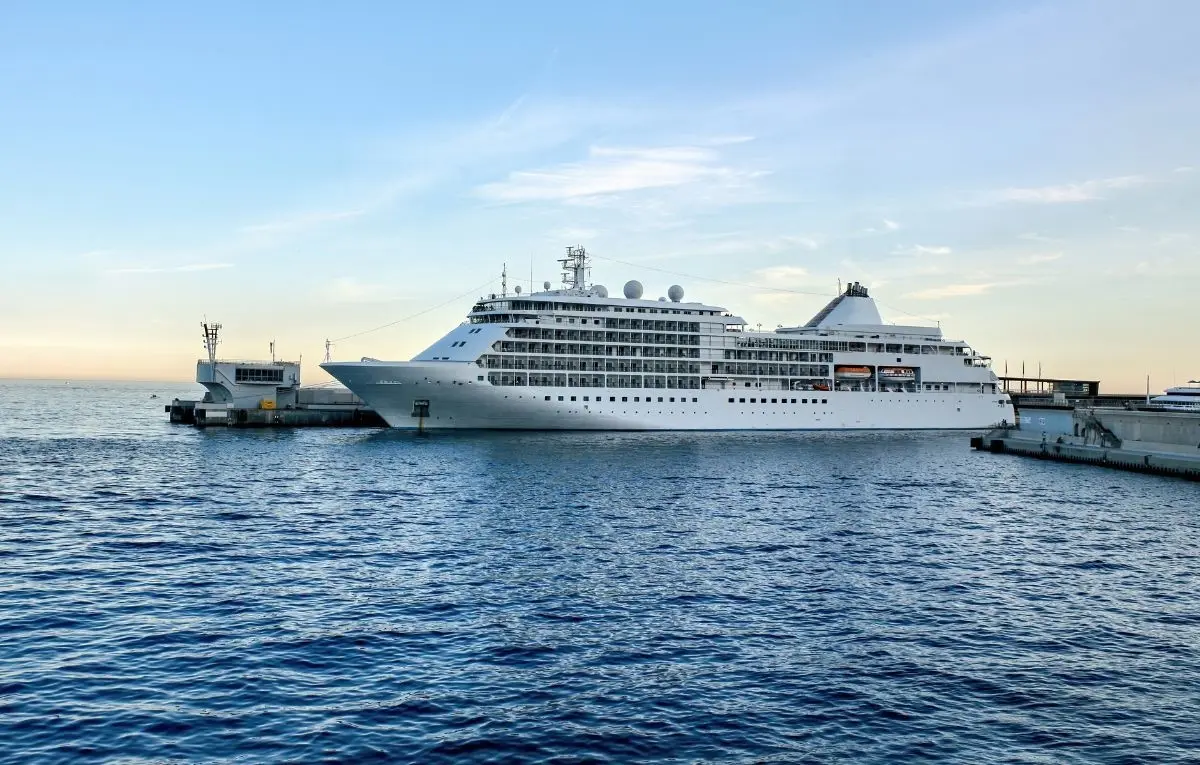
166, 322, 385, 428
972, 404, 1200, 481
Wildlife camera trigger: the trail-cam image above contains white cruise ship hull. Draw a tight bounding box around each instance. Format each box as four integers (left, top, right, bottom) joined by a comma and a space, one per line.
324, 361, 1014, 431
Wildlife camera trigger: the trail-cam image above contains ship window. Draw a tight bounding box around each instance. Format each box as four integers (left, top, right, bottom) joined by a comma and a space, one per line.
791, 398, 797, 403
771, 398, 777, 403
556, 318, 562, 323
545, 396, 550, 401
739, 398, 746, 403
750, 398, 756, 403
583, 396, 589, 401
657, 397, 663, 402
635, 397, 640, 402
669, 397, 675, 402
610, 396, 616, 402
692, 398, 698, 403
478, 376, 484, 381
802, 398, 808, 403
570, 396, 577, 401
558, 396, 563, 401
622, 397, 628, 402
822, 399, 828, 404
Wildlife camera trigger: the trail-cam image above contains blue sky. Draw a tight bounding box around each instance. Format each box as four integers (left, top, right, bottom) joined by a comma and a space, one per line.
2, 0, 1197, 391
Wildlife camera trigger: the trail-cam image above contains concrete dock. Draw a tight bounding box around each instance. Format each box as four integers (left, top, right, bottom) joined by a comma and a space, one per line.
972, 404, 1200, 481
165, 321, 386, 428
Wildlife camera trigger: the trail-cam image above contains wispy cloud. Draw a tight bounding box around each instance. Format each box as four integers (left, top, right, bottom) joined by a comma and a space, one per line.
108, 263, 234, 275
991, 175, 1148, 204
1016, 252, 1063, 265
474, 143, 762, 204
754, 265, 810, 285
894, 244, 952, 256
1173, 165, 1195, 174
1018, 232, 1055, 242
547, 227, 600, 241
905, 282, 1001, 299
240, 209, 365, 235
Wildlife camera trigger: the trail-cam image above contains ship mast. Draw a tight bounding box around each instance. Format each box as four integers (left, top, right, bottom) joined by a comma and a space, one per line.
558, 245, 590, 291
202, 320, 221, 363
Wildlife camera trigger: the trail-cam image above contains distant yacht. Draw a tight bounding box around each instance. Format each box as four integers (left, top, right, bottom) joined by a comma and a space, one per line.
1149, 383, 1200, 411
322, 247, 1015, 431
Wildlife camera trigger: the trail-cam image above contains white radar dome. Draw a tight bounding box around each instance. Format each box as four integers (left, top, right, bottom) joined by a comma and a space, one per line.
623, 280, 644, 299
667, 285, 684, 302
658, 296, 667, 302
514, 285, 522, 294
594, 285, 609, 298
544, 281, 551, 290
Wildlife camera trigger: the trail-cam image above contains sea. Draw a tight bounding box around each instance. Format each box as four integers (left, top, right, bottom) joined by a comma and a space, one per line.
1, 379, 1198, 764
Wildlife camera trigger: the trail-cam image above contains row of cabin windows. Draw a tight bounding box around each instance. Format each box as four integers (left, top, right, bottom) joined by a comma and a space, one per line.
729, 397, 828, 405
491, 344, 701, 358
545, 395, 703, 403
508, 326, 703, 340
535, 394, 831, 405
477, 300, 721, 316
737, 337, 971, 355
484, 356, 702, 373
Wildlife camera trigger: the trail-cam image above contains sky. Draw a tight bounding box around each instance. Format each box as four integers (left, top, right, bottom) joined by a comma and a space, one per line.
1, 0, 1197, 393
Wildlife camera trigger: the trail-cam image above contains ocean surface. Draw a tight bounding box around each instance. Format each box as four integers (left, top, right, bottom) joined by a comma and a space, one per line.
1, 379, 1198, 764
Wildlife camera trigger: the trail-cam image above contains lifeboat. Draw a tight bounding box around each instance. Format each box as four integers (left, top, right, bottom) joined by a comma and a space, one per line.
834, 365, 873, 380
878, 366, 916, 381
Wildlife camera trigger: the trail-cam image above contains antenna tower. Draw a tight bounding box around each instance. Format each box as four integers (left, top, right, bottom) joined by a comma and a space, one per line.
324, 339, 332, 363
501, 263, 508, 297
558, 245, 590, 291
201, 320, 221, 363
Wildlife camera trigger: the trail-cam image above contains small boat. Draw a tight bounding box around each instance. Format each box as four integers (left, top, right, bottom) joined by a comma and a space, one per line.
834, 365, 872, 380
878, 366, 916, 381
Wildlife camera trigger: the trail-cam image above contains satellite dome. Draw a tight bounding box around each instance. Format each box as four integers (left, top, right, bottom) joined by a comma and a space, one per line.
594, 284, 609, 298
514, 285, 522, 294
543, 281, 551, 290
667, 284, 684, 302
658, 296, 667, 302
623, 280, 644, 299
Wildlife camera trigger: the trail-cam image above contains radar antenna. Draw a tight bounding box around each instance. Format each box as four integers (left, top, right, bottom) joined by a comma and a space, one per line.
558, 245, 590, 291
201, 320, 221, 363
501, 262, 508, 297
324, 339, 332, 363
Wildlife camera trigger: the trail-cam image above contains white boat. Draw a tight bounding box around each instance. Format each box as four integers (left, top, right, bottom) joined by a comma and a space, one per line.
322, 247, 1014, 430
1149, 383, 1200, 411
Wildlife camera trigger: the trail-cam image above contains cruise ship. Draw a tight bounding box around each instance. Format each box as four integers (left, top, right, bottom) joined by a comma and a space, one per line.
322, 247, 1014, 430
1149, 383, 1200, 411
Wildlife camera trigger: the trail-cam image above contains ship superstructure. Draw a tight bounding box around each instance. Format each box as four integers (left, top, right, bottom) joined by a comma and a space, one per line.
322, 247, 1014, 430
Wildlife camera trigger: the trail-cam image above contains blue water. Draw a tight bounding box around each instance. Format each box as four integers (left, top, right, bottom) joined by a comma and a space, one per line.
2, 380, 1199, 763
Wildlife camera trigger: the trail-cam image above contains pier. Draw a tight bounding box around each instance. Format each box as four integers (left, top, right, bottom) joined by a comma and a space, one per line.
972, 404, 1200, 481
166, 321, 385, 428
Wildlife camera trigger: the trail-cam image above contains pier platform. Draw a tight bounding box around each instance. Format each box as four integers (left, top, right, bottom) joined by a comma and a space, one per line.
166, 321, 386, 428
971, 406, 1200, 481
167, 386, 386, 428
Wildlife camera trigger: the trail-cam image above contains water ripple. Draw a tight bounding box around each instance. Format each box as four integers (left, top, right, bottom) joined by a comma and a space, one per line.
0, 381, 1198, 763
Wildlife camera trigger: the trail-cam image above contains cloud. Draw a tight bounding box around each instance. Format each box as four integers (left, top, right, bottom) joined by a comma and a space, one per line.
992, 175, 1148, 204
754, 265, 810, 285
1016, 252, 1063, 265
1018, 232, 1055, 242
894, 244, 952, 256
107, 263, 233, 274
1173, 166, 1195, 174
240, 209, 365, 235
547, 227, 599, 241
474, 144, 761, 204
859, 219, 901, 235
905, 282, 1001, 299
